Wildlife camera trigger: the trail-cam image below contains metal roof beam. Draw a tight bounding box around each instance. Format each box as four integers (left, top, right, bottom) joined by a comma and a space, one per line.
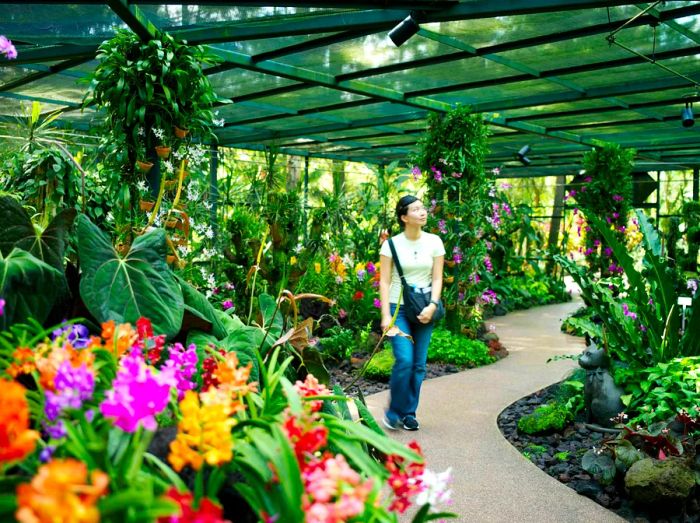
7, 44, 97, 66
105, 0, 158, 41
0, 57, 91, 93
513, 94, 700, 123
226, 99, 378, 126
0, 91, 80, 107
220, 110, 426, 144
470, 74, 700, 114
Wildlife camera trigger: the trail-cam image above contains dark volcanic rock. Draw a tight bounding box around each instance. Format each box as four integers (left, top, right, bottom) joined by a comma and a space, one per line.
498, 383, 699, 523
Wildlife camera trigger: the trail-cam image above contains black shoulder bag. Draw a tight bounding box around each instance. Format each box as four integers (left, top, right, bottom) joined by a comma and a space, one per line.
388, 238, 445, 324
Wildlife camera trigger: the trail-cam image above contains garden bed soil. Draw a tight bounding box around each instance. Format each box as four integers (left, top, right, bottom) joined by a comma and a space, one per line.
498, 383, 699, 523
327, 359, 465, 396
328, 341, 509, 397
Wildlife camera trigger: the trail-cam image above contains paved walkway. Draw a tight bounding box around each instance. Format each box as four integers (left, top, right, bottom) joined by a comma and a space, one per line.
365, 299, 626, 523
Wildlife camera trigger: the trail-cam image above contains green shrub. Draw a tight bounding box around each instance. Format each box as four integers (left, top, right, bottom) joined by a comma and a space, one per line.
560, 306, 596, 337
363, 347, 395, 382
555, 368, 586, 417
517, 402, 571, 434
428, 328, 495, 367
318, 326, 355, 363
614, 356, 700, 426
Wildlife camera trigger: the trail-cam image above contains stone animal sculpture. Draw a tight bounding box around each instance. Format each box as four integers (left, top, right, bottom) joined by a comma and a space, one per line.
578, 337, 625, 428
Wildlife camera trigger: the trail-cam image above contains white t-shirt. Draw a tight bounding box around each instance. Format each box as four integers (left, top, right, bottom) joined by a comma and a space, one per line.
380, 231, 446, 304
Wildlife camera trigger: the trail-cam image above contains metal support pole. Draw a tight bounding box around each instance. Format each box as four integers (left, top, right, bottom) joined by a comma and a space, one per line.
546, 175, 566, 275
209, 144, 219, 239
655, 171, 661, 223
693, 167, 699, 201
303, 155, 309, 240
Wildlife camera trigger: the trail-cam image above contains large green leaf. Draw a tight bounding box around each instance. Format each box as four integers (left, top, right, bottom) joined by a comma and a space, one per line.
0, 248, 64, 330
258, 293, 283, 339
176, 275, 227, 339
76, 215, 183, 338
0, 195, 76, 271
186, 328, 260, 384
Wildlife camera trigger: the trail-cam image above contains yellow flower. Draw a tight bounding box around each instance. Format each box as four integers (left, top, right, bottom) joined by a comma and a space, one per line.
290, 256, 297, 266
168, 391, 236, 472
314, 262, 321, 274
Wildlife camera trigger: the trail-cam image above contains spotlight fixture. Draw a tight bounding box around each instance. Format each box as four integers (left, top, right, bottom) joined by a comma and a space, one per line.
388, 13, 420, 47
681, 101, 694, 128
516, 145, 531, 166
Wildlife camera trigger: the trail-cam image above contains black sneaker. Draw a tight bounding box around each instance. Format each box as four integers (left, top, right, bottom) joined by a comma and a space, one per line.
402, 415, 420, 431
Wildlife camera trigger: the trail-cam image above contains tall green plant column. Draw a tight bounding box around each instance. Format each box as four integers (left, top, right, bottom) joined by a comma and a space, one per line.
573, 144, 635, 277
412, 107, 492, 336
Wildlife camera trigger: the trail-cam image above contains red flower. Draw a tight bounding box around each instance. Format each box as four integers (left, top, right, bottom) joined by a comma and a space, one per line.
136, 317, 153, 339
385, 441, 425, 513
352, 290, 364, 301
158, 487, 230, 523
283, 414, 328, 467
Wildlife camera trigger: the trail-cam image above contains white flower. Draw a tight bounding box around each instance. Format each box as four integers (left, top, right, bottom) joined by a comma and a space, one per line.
415, 468, 452, 507
106, 211, 114, 222
137, 127, 145, 136
136, 180, 148, 193
687, 279, 698, 296
213, 118, 225, 127
152, 127, 165, 140
294, 243, 304, 254
204, 227, 214, 239
162, 160, 174, 174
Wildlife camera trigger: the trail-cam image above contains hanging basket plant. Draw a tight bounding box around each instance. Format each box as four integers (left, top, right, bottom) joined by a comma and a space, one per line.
85, 29, 223, 176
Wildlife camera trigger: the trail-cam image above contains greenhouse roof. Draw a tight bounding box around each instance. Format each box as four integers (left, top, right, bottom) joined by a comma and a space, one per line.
3, 1, 700, 176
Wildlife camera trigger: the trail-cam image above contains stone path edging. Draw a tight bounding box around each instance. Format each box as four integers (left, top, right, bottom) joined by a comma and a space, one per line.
364, 299, 626, 523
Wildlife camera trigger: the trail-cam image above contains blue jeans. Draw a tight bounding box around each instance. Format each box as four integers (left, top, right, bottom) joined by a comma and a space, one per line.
386, 304, 434, 423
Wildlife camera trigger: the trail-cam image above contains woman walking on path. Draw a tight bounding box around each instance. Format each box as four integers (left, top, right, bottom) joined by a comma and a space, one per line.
379, 195, 445, 431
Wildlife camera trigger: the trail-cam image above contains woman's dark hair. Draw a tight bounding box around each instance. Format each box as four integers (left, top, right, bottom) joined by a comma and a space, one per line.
396, 195, 419, 229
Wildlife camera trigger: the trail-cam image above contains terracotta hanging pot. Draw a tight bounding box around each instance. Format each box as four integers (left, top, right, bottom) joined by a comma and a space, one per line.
136, 160, 154, 173
445, 260, 456, 268
139, 200, 155, 212
174, 126, 189, 139
444, 276, 455, 284
155, 145, 171, 159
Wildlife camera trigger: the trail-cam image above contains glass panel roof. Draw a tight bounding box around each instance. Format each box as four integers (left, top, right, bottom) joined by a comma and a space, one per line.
2, 2, 700, 168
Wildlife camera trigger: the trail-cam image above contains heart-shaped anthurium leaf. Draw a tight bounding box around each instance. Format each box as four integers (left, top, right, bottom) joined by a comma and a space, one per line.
76, 214, 184, 339
0, 248, 65, 330
0, 195, 76, 272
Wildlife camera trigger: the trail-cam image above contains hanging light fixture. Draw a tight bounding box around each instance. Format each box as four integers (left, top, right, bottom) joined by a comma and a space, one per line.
681, 101, 694, 128
516, 145, 531, 166
388, 13, 420, 47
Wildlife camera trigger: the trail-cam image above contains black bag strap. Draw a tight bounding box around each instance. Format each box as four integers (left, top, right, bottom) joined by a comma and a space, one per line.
387, 238, 409, 287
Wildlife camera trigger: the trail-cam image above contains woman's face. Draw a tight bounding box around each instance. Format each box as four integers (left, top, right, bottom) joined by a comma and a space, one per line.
402, 200, 427, 227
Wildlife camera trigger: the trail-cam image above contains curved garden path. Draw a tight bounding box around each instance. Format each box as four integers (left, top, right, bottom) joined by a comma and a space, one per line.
365, 299, 626, 522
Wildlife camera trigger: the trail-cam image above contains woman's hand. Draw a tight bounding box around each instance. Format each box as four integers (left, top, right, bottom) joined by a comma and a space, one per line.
417, 303, 437, 324
381, 314, 393, 332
